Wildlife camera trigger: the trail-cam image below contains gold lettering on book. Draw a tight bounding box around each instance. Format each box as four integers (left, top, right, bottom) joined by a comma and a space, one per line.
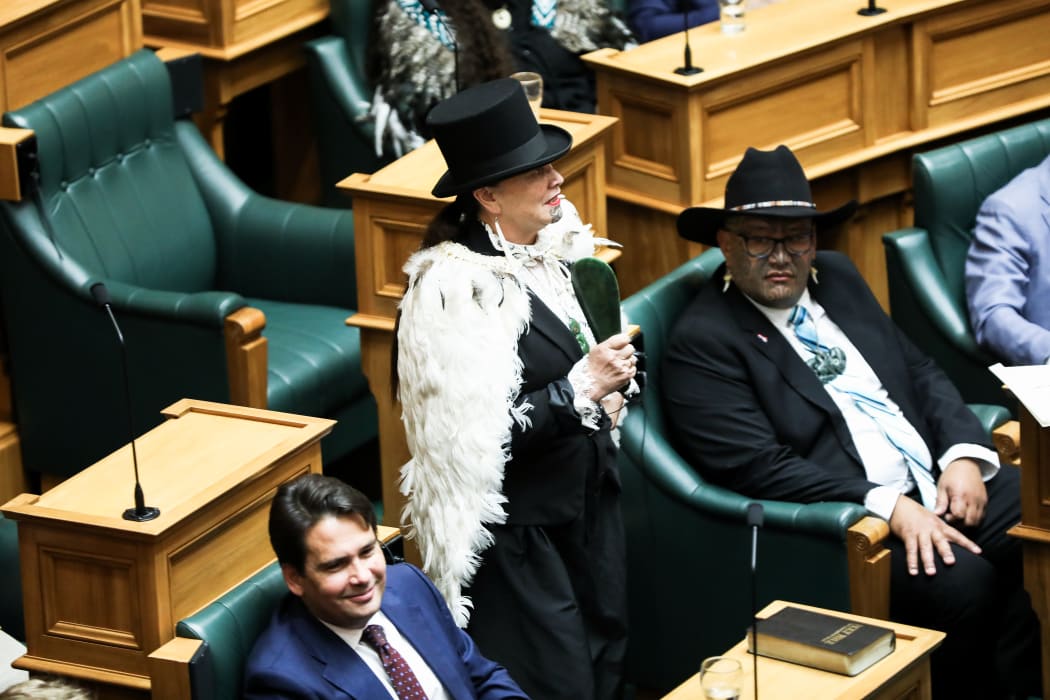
821, 623, 862, 645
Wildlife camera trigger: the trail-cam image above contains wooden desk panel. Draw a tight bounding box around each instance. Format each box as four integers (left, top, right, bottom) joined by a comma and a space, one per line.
663, 600, 944, 700
0, 0, 142, 114
1, 399, 334, 690
585, 0, 1050, 301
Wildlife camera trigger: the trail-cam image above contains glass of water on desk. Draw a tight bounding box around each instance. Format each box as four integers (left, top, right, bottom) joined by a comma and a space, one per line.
700, 656, 742, 699
720, 0, 746, 34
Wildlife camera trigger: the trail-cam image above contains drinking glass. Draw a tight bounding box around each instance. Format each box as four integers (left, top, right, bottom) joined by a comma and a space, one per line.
699, 656, 743, 699
510, 71, 543, 118
719, 0, 746, 34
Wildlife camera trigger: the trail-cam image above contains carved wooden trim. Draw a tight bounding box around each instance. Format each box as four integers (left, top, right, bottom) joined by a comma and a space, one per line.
847, 515, 891, 620
224, 307, 267, 408
993, 419, 1021, 467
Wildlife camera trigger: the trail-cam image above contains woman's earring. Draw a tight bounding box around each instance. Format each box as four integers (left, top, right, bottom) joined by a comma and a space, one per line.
722, 272, 732, 293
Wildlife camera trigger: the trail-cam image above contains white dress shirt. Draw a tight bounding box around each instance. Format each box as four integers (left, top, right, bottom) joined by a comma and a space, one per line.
749, 289, 999, 519
320, 610, 451, 700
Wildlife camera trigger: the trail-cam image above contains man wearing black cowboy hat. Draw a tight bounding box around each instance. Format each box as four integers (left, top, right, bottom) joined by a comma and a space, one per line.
396, 78, 636, 700
663, 145, 1040, 699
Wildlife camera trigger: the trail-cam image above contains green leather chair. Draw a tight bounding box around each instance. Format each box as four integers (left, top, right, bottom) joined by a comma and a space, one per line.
617, 249, 1010, 693
0, 49, 377, 484
883, 117, 1050, 409
304, 0, 388, 206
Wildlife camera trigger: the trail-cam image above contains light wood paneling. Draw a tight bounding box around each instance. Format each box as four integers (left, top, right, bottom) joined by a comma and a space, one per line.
586, 0, 1050, 304
0, 0, 142, 113
0, 399, 333, 691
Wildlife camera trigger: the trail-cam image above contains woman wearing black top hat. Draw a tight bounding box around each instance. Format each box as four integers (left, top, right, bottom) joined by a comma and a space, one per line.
395, 78, 636, 699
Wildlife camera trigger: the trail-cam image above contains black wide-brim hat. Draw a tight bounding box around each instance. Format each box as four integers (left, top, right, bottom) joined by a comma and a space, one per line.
428, 78, 572, 199
677, 145, 857, 246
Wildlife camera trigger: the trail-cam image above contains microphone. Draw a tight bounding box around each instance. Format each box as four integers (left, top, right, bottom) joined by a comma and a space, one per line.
747, 502, 764, 699
674, 0, 703, 76
90, 282, 160, 522
419, 0, 461, 92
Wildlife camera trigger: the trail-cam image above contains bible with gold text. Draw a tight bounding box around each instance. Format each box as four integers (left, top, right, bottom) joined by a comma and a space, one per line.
747, 606, 896, 676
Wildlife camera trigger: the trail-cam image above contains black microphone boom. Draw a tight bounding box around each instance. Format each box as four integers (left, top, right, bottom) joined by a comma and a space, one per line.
90, 282, 160, 522
747, 502, 764, 700
674, 0, 702, 76
420, 0, 461, 92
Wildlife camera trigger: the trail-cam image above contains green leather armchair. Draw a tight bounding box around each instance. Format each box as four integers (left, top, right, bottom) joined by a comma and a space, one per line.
0, 49, 377, 483
883, 117, 1050, 409
618, 249, 1010, 693
304, 0, 388, 206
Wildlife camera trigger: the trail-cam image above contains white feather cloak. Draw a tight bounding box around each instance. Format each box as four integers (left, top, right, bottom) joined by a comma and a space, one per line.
396, 201, 607, 627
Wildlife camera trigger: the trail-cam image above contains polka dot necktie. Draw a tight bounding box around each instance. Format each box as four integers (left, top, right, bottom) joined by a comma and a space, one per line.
362, 624, 429, 700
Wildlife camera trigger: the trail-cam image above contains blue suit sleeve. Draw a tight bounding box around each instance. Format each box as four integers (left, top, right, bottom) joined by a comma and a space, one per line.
966, 180, 1050, 365
405, 565, 530, 699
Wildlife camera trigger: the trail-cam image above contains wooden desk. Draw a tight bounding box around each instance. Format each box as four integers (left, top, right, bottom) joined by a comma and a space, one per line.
338, 109, 619, 531
141, 0, 327, 202
584, 0, 1050, 302
663, 600, 944, 700
1006, 400, 1050, 699
0, 0, 142, 114
0, 399, 334, 691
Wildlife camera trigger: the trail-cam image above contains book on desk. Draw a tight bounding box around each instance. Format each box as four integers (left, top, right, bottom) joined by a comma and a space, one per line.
747, 605, 896, 676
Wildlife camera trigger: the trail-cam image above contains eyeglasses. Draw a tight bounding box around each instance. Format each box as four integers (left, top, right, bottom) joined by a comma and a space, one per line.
730, 229, 814, 259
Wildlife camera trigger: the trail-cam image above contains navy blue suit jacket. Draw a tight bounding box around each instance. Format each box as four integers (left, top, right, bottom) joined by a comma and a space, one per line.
243, 563, 528, 699
662, 251, 989, 504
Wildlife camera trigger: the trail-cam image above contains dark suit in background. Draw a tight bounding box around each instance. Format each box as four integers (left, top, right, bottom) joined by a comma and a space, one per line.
244, 563, 525, 699
663, 251, 1039, 699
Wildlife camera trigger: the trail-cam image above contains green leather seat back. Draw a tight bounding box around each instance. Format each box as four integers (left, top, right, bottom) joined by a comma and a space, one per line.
0, 50, 376, 480
3, 51, 217, 293
176, 563, 287, 700
914, 118, 1050, 311
0, 513, 23, 642
883, 116, 1050, 407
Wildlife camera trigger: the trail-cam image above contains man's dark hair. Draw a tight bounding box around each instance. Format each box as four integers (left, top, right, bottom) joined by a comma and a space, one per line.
269, 474, 378, 573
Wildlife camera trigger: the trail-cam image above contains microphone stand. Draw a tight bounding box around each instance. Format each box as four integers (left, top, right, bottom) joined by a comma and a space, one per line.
674, 0, 703, 75
91, 283, 160, 522
747, 502, 764, 700
858, 0, 886, 16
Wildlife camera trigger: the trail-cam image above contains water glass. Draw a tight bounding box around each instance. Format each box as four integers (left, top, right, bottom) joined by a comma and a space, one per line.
719, 0, 746, 34
510, 71, 543, 118
699, 655, 743, 699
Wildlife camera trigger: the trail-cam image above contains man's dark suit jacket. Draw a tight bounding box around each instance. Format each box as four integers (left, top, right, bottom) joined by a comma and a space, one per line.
243, 563, 527, 699
662, 251, 989, 504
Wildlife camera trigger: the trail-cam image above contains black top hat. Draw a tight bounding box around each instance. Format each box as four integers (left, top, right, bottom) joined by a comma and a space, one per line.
427, 78, 572, 198
676, 145, 857, 246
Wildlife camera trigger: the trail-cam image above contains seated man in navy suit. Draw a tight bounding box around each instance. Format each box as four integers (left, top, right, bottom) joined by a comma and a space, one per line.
662, 145, 1040, 700
244, 473, 528, 699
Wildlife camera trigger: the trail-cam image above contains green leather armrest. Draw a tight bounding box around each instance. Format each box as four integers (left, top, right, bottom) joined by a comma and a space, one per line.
174, 123, 358, 309
883, 228, 985, 357
619, 411, 869, 538
102, 279, 245, 327
968, 403, 1011, 436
